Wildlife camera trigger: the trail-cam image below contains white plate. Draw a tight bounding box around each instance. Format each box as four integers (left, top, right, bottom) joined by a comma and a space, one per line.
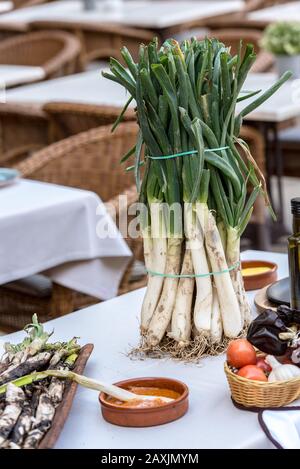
0, 168, 20, 187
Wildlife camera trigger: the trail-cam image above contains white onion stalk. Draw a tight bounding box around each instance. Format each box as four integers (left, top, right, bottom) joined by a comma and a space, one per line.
217, 221, 227, 253
191, 202, 213, 335
203, 208, 243, 338
226, 227, 251, 326
142, 226, 152, 271
140, 203, 167, 334
169, 246, 194, 347
210, 286, 223, 344
146, 237, 182, 347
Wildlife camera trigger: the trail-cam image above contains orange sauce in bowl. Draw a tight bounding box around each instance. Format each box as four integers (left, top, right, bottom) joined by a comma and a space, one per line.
106, 386, 180, 409
242, 266, 271, 277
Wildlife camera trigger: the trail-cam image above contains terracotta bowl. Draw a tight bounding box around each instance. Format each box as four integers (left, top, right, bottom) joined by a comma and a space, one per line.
241, 260, 278, 291
99, 377, 189, 427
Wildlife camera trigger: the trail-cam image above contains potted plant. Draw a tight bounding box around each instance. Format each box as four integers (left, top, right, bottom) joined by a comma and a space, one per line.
261, 22, 300, 78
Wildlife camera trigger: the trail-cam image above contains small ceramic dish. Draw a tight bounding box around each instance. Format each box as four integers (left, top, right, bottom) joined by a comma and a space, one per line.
241, 260, 278, 291
99, 377, 189, 427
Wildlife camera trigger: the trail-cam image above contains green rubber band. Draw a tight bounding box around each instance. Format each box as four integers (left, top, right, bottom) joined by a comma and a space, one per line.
148, 146, 229, 160
146, 261, 240, 279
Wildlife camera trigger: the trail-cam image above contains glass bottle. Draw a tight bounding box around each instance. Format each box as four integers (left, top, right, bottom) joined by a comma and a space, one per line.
288, 198, 300, 310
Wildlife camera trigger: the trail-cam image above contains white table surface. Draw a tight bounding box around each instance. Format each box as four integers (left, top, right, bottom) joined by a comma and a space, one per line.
0, 179, 131, 299
239, 73, 300, 123
5, 68, 133, 107
248, 1, 300, 23
6, 69, 300, 123
0, 0, 244, 29
0, 65, 45, 88
1, 249, 288, 449
0, 1, 12, 14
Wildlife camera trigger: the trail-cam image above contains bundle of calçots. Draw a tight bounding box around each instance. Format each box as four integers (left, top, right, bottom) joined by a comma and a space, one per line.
104, 37, 291, 359
0, 315, 81, 449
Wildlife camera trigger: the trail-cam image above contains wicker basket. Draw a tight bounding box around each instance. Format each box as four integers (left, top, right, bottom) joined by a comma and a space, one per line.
224, 361, 300, 408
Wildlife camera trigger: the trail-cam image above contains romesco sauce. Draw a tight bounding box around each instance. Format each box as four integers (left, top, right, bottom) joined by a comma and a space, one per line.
106, 386, 180, 408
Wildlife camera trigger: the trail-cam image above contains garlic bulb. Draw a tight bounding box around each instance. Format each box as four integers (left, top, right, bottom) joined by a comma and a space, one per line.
266, 355, 300, 382
292, 348, 300, 364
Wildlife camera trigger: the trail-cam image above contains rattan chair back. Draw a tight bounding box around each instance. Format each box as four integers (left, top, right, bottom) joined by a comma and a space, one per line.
0, 103, 49, 166
15, 121, 139, 202
30, 21, 153, 66
43, 101, 136, 141
0, 30, 82, 79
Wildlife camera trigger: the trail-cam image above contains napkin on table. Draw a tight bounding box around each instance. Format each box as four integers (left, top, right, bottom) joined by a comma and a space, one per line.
259, 407, 300, 449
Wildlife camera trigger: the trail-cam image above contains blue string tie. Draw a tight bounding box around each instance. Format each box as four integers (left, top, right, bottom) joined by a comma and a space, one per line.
147, 146, 229, 160
146, 261, 240, 279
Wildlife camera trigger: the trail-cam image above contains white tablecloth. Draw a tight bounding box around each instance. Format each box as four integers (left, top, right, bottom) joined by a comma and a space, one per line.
6, 70, 300, 124
0, 250, 289, 449
0, 0, 244, 29
0, 1, 12, 14
0, 65, 45, 88
248, 1, 300, 23
238, 73, 300, 123
6, 68, 133, 107
0, 179, 132, 299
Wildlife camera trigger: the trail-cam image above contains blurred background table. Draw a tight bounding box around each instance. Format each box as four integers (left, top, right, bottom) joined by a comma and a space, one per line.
247, 1, 300, 26
0, 0, 245, 38
0, 63, 45, 87
239, 73, 300, 239
8, 70, 298, 124
0, 178, 132, 329
5, 68, 133, 107
240, 73, 300, 123
0, 249, 288, 449
0, 1, 12, 14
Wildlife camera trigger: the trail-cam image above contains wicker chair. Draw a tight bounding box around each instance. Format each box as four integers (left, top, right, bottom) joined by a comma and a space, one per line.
30, 21, 154, 67
0, 123, 146, 331
0, 30, 81, 82
12, 0, 49, 8
204, 29, 273, 73
0, 103, 49, 167
43, 101, 136, 142
244, 0, 292, 12
16, 122, 140, 201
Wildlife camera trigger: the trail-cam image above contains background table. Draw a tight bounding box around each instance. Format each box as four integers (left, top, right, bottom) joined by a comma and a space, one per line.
0, 250, 288, 449
248, 1, 300, 26
0, 1, 11, 14
0, 64, 45, 88
239, 73, 300, 237
0, 1, 244, 37
0, 179, 131, 299
7, 70, 298, 123
239, 73, 300, 123
5, 69, 132, 107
